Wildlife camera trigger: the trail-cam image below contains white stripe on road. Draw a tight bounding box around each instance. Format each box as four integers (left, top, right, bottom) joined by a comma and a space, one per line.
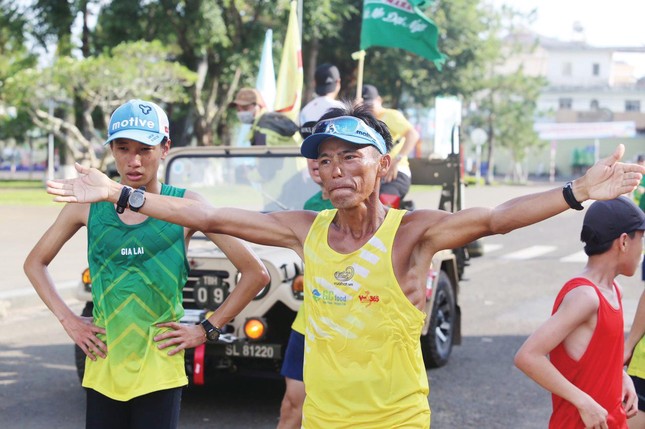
483, 244, 503, 253
560, 251, 587, 263
501, 245, 557, 260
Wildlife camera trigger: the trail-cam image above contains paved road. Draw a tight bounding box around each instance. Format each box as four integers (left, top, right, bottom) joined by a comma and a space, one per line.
0, 204, 87, 314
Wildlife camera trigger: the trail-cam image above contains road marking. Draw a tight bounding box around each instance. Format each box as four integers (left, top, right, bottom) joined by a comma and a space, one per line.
560, 251, 587, 263
483, 244, 503, 253
501, 245, 557, 260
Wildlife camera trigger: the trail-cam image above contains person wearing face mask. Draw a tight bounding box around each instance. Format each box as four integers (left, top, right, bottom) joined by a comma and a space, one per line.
231, 87, 300, 146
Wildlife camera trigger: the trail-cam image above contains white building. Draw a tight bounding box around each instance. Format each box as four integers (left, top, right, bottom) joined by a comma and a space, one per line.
493, 33, 645, 178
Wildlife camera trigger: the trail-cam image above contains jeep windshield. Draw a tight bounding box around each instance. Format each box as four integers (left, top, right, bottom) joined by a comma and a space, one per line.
164, 146, 319, 212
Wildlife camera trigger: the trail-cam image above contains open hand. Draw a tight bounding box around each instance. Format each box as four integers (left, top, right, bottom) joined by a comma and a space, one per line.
46, 163, 113, 204
62, 314, 107, 360
582, 144, 645, 201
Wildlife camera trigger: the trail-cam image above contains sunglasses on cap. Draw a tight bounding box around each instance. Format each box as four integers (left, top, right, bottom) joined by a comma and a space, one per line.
300, 116, 387, 159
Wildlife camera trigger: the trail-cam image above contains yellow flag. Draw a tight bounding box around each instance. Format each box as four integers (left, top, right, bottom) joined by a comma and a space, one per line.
273, 1, 303, 123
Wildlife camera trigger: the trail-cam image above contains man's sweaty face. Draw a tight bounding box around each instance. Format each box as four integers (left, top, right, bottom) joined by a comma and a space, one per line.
317, 138, 381, 208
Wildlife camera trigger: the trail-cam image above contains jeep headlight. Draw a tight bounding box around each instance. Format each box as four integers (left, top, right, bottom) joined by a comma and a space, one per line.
244, 317, 267, 341
82, 268, 92, 291
291, 274, 304, 299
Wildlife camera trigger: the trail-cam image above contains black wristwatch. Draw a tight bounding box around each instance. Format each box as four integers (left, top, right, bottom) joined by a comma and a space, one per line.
128, 186, 146, 212
200, 319, 223, 342
116, 186, 133, 214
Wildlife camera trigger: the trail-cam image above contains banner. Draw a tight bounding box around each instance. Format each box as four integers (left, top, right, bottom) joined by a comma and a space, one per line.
360, 0, 446, 69
274, 1, 303, 122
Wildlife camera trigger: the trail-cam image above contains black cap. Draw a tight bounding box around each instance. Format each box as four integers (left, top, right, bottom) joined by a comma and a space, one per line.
314, 64, 340, 96
299, 120, 318, 139
581, 196, 645, 251
362, 84, 379, 102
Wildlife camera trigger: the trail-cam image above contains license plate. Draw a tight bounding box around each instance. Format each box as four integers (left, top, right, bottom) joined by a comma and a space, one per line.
224, 343, 281, 359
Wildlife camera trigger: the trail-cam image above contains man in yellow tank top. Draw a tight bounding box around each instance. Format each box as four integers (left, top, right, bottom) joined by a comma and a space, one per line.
48, 103, 645, 428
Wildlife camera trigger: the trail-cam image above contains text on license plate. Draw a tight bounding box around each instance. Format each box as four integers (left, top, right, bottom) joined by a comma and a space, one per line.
225, 343, 281, 359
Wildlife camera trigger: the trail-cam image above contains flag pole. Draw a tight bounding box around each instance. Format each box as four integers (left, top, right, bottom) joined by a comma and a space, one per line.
352, 50, 366, 102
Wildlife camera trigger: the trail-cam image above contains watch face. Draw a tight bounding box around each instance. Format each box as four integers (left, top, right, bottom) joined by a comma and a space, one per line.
129, 191, 145, 208
207, 330, 220, 341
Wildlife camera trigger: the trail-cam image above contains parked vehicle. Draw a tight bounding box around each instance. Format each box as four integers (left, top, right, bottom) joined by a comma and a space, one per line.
75, 145, 469, 384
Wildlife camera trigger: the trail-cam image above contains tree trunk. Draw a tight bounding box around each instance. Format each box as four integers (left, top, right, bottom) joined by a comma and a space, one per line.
303, 37, 320, 105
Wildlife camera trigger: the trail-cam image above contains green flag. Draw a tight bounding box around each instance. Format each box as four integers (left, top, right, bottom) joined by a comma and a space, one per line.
360, 0, 446, 70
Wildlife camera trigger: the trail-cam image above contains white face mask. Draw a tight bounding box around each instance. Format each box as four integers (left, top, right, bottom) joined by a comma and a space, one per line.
237, 111, 255, 124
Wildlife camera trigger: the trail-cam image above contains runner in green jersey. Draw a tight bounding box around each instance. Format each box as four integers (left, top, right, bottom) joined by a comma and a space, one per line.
25, 99, 269, 429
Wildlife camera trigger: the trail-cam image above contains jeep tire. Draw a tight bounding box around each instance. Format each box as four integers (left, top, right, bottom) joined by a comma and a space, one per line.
421, 271, 455, 368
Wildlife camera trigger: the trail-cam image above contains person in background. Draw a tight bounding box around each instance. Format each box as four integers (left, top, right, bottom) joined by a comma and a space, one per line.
276, 156, 333, 429
24, 99, 269, 429
277, 73, 340, 426
45, 102, 645, 429
515, 197, 643, 428
299, 63, 344, 126
362, 84, 420, 204
231, 87, 299, 146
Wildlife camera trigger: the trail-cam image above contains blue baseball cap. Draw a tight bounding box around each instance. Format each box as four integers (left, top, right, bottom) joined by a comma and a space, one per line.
300, 116, 387, 159
104, 99, 170, 146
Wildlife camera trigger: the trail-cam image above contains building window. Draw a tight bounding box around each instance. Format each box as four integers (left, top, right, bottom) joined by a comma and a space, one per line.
559, 98, 573, 110
626, 100, 641, 112
562, 62, 572, 76
592, 63, 600, 76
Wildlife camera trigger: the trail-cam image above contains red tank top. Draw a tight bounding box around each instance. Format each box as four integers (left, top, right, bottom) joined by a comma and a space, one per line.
549, 277, 627, 429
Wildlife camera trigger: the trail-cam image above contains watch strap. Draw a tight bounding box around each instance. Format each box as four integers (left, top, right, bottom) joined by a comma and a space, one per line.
562, 181, 584, 211
116, 186, 133, 214
200, 318, 223, 341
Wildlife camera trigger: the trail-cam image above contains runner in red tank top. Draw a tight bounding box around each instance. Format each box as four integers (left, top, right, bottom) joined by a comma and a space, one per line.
515, 196, 645, 428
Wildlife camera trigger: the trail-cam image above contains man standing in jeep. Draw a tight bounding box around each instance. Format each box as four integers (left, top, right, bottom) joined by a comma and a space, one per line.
46, 103, 644, 428
25, 99, 269, 429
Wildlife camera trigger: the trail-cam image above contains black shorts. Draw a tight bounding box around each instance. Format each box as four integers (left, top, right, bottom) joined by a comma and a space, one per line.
86, 387, 182, 429
280, 330, 304, 381
630, 375, 645, 412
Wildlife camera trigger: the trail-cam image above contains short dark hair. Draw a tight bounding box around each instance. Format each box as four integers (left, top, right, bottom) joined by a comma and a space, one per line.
317, 100, 393, 153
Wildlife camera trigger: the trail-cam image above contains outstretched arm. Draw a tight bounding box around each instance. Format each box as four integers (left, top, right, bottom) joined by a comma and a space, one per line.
425, 144, 645, 251
47, 163, 307, 249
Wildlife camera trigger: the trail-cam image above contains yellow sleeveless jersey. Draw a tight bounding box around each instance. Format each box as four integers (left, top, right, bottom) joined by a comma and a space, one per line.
628, 338, 645, 379
302, 209, 430, 428
378, 108, 413, 176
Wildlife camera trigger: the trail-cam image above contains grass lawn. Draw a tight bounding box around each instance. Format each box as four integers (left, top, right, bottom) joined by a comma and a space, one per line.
0, 180, 59, 206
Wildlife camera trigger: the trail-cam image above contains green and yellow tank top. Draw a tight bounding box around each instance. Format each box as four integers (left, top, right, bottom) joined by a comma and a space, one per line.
84, 183, 189, 401
302, 209, 430, 428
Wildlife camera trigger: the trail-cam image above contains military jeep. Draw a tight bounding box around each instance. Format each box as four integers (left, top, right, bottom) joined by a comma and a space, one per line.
75, 145, 467, 384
